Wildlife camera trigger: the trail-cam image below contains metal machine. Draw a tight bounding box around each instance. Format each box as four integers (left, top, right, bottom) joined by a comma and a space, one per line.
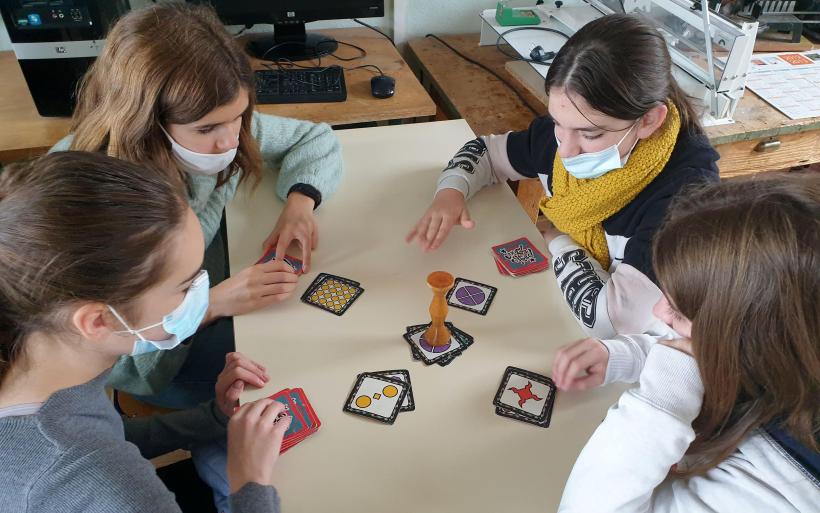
480, 0, 759, 124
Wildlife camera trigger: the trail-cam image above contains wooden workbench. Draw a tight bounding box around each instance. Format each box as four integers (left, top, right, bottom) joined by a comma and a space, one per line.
0, 28, 436, 163
406, 34, 820, 220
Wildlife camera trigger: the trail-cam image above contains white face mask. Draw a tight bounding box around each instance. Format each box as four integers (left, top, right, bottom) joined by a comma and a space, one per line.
556, 123, 639, 180
109, 270, 210, 356
162, 126, 237, 176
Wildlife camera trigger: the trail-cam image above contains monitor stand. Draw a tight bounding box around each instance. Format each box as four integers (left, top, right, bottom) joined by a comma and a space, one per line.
245, 21, 339, 62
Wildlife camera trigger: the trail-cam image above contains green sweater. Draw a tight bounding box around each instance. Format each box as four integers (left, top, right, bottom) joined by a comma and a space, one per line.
51, 112, 343, 249
50, 113, 344, 395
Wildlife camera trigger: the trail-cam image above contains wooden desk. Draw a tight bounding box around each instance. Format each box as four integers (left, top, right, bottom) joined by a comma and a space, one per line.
406, 34, 820, 219
225, 120, 625, 513
0, 28, 435, 164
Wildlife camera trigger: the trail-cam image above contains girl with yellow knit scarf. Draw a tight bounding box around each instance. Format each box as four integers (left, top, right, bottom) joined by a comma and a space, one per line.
407, 14, 719, 347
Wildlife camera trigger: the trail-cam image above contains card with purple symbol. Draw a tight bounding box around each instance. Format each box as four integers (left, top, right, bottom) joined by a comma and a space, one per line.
445, 278, 497, 316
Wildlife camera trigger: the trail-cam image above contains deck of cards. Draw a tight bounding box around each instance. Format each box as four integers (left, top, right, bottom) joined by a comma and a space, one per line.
268, 388, 321, 452
301, 273, 364, 316
491, 237, 549, 277
402, 322, 474, 367
343, 370, 415, 424
257, 249, 304, 275
493, 366, 556, 428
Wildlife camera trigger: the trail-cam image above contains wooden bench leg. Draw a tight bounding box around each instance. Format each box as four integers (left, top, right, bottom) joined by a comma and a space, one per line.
515, 178, 545, 223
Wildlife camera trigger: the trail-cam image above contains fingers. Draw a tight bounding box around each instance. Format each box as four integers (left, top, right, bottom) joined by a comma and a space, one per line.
460, 208, 475, 229
423, 216, 444, 252
257, 261, 300, 279
429, 217, 454, 251
552, 339, 591, 388
405, 217, 426, 244
298, 236, 312, 274
553, 338, 601, 390
274, 235, 289, 266
224, 352, 269, 379
225, 380, 245, 404
563, 349, 606, 387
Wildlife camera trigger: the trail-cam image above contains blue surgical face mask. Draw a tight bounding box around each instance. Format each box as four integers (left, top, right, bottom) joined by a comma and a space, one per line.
109, 270, 210, 356
556, 123, 639, 179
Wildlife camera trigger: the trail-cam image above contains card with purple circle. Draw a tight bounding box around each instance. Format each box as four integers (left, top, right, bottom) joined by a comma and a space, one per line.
445, 278, 497, 316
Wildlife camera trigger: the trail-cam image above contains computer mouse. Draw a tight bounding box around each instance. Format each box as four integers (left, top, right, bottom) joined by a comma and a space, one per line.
370, 75, 395, 99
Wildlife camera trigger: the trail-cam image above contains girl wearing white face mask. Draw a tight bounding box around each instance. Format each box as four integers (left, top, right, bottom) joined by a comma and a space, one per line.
49, 3, 343, 408
408, 14, 719, 342
0, 152, 291, 513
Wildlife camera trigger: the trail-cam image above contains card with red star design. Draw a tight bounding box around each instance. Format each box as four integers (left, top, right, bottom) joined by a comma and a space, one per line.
493, 366, 556, 427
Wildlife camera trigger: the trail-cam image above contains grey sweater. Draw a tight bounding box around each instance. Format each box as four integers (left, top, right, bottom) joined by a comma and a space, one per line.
0, 371, 280, 513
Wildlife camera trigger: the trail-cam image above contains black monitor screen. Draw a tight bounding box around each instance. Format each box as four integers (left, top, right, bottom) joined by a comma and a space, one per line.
195, 0, 384, 25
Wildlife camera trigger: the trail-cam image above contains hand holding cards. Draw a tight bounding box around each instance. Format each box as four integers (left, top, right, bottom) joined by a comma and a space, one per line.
491, 237, 549, 277
257, 249, 305, 275
268, 388, 321, 452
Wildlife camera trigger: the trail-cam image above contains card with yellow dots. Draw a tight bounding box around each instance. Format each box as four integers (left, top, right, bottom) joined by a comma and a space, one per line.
301, 273, 364, 316
343, 372, 409, 424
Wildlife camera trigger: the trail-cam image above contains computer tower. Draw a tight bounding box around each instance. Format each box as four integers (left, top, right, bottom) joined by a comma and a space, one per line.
0, 1, 129, 117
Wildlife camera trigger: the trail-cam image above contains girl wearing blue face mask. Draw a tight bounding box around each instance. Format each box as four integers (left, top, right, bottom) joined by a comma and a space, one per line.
0, 152, 291, 513
48, 3, 343, 408
408, 14, 719, 343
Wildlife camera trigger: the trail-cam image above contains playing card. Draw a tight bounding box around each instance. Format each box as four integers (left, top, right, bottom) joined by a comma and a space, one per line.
493, 367, 556, 424
280, 388, 321, 452
403, 324, 463, 365
446, 277, 498, 315
301, 275, 364, 316
372, 369, 414, 412
289, 389, 321, 430
268, 389, 308, 440
491, 237, 549, 276
256, 249, 304, 275
494, 404, 553, 428
343, 373, 408, 424
403, 323, 473, 367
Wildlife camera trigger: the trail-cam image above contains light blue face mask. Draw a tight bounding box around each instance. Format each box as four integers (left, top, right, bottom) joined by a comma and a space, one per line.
109, 270, 210, 356
556, 122, 639, 180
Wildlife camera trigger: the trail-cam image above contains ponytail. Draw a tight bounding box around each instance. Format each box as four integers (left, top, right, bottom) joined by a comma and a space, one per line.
0, 152, 187, 381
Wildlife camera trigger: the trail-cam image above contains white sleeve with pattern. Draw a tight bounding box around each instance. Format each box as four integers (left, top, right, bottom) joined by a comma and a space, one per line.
436, 133, 529, 199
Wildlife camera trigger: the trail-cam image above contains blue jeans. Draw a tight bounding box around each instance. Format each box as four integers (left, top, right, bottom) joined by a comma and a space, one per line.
192, 437, 231, 513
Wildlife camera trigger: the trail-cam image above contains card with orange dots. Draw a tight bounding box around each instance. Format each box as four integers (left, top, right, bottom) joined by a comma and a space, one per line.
343, 372, 409, 424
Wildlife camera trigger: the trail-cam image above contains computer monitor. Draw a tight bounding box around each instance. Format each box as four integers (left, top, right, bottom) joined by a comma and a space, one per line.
189, 1, 385, 61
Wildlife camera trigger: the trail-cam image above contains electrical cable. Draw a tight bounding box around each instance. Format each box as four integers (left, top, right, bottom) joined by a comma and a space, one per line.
352, 18, 395, 46
494, 26, 570, 65
424, 34, 541, 116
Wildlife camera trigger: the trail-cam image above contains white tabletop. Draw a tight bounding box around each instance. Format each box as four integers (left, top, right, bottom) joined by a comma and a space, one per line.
226, 119, 625, 513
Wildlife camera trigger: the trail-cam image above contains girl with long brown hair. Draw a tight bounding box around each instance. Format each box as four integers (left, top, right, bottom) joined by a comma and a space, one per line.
408, 13, 719, 348
0, 152, 291, 513
556, 173, 819, 512
50, 2, 343, 408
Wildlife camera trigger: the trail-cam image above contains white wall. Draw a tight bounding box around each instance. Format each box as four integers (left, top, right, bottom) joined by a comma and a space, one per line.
395, 0, 537, 44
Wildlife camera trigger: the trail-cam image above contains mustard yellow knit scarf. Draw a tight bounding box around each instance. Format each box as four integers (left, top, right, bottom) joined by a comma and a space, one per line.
539, 102, 680, 268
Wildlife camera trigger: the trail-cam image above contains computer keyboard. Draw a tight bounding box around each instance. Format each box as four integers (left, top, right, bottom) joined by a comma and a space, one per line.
255, 66, 347, 104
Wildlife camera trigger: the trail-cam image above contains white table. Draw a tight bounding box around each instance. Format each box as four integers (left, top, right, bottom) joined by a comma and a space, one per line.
226, 119, 625, 513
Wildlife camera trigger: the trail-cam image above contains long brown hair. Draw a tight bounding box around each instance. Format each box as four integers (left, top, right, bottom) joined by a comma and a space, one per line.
546, 14, 702, 134
0, 152, 188, 380
653, 173, 820, 476
70, 2, 262, 189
